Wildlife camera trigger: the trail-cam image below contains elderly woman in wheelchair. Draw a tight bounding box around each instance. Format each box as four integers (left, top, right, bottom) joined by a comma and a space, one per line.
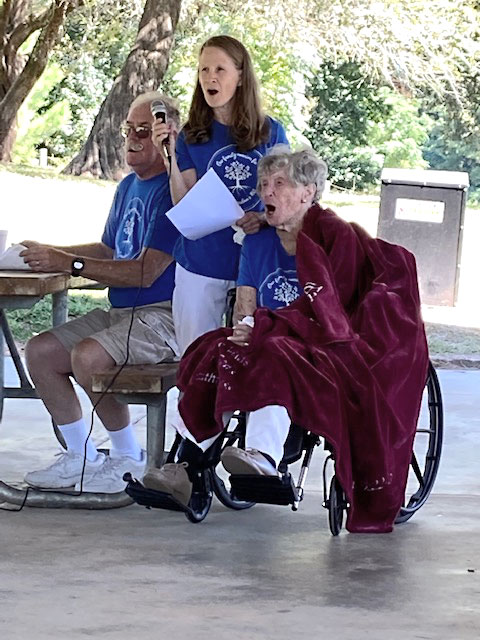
126, 146, 442, 534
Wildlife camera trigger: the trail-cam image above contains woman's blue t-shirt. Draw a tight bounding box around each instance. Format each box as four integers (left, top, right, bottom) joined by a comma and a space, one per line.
173, 117, 288, 280
237, 226, 300, 309
102, 172, 179, 308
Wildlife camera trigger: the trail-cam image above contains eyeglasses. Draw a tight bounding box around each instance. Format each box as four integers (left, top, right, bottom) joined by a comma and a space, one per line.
120, 123, 152, 139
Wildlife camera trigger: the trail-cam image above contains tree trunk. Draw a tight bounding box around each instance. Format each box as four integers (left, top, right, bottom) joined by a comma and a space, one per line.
0, 1, 77, 162
63, 0, 182, 181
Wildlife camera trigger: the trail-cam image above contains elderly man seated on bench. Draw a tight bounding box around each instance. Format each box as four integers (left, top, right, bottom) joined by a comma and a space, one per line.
20, 92, 181, 493
144, 145, 429, 534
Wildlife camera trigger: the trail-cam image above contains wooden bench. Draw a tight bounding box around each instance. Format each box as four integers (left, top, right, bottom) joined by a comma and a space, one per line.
91, 363, 179, 470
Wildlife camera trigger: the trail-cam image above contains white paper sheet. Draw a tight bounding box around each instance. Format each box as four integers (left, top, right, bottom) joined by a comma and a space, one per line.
166, 168, 244, 240
0, 244, 32, 270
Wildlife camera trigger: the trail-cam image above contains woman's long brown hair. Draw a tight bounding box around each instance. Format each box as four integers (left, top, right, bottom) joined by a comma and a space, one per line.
183, 35, 270, 152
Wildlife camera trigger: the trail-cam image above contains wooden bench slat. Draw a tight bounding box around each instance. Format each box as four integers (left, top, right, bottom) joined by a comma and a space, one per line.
92, 363, 178, 395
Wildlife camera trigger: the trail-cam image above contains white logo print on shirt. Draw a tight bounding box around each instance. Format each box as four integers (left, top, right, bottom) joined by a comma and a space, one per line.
115, 197, 146, 259
259, 269, 300, 308
208, 146, 262, 210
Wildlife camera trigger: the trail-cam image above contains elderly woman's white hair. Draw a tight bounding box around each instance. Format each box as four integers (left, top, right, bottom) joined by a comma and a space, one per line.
257, 144, 328, 201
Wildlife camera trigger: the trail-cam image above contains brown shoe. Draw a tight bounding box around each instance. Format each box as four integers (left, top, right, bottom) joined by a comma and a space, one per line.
221, 447, 279, 476
143, 462, 192, 506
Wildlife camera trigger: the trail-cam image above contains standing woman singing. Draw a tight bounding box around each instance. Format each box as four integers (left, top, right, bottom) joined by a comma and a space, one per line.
153, 35, 289, 354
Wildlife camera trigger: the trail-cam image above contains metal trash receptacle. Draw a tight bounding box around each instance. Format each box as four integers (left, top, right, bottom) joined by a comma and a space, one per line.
377, 168, 469, 306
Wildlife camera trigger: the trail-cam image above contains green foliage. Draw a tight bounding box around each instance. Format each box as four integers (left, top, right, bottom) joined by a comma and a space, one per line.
7, 0, 480, 188
5, 293, 110, 343
33, 0, 144, 161
305, 62, 434, 190
369, 90, 432, 169
305, 62, 390, 190
422, 73, 480, 201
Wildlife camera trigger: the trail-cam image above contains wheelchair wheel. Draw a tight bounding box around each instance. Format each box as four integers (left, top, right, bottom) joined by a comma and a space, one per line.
210, 414, 256, 511
210, 469, 256, 510
185, 470, 213, 523
396, 362, 443, 524
328, 476, 346, 536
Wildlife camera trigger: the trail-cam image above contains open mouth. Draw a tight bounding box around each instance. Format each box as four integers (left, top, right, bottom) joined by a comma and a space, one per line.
128, 143, 143, 152
265, 204, 276, 213
207, 89, 219, 96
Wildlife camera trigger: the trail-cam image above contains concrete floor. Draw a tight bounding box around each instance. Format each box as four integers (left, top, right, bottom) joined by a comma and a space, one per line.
0, 365, 479, 640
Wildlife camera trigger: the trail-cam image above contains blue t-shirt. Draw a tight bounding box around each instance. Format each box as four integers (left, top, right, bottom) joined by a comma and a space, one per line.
102, 172, 179, 308
173, 117, 289, 280
237, 226, 300, 309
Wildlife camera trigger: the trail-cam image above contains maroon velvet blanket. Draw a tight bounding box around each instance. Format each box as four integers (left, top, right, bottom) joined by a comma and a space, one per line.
178, 204, 429, 533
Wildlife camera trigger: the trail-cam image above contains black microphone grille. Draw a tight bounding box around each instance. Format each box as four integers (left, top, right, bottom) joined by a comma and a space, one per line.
151, 100, 168, 121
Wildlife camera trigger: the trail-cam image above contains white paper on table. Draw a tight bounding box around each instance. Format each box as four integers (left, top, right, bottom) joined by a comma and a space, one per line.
0, 244, 32, 270
166, 168, 244, 240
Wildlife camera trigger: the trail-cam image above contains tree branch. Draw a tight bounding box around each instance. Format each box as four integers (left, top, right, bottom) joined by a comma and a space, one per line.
0, 0, 71, 155
6, 7, 53, 58
0, 1, 13, 51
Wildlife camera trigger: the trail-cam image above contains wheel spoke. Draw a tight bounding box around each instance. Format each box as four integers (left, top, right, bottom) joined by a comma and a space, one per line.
410, 452, 424, 487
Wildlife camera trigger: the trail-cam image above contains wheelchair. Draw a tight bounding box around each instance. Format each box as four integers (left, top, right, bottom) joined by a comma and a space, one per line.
124, 361, 443, 535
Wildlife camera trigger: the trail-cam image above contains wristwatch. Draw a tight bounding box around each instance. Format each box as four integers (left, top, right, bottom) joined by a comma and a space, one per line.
71, 257, 85, 277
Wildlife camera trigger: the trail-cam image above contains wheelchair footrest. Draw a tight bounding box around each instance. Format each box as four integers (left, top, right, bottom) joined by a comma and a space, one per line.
229, 473, 298, 506
124, 474, 188, 514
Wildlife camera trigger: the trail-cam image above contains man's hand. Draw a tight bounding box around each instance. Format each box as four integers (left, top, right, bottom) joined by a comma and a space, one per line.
20, 243, 72, 273
236, 211, 263, 235
227, 322, 253, 347
20, 240, 42, 248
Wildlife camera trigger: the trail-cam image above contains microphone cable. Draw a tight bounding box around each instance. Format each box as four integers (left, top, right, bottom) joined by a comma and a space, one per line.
76, 246, 149, 493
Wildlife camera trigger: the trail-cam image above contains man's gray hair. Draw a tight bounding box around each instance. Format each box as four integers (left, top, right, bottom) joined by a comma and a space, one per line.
129, 91, 181, 128
257, 144, 328, 200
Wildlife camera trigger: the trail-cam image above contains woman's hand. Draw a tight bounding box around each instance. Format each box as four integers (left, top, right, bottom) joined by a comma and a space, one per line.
227, 322, 253, 347
152, 121, 176, 168
236, 211, 263, 235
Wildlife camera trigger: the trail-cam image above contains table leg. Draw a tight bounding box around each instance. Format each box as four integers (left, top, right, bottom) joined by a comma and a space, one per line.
146, 396, 167, 469
52, 290, 68, 327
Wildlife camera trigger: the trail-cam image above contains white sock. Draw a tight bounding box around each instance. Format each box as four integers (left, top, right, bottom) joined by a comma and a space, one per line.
108, 424, 142, 460
59, 418, 99, 461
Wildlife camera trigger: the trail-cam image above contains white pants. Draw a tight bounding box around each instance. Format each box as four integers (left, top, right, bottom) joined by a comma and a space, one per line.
169, 263, 235, 451
176, 405, 291, 467
172, 263, 235, 355
171, 265, 290, 466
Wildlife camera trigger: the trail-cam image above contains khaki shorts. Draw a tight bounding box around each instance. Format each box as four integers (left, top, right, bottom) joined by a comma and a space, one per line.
49, 302, 179, 365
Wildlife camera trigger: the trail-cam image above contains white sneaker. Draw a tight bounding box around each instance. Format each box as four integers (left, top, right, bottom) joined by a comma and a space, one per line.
75, 450, 146, 493
24, 450, 106, 489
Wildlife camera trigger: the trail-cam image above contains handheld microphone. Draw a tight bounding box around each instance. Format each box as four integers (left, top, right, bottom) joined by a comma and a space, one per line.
151, 99, 168, 124
150, 99, 170, 161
